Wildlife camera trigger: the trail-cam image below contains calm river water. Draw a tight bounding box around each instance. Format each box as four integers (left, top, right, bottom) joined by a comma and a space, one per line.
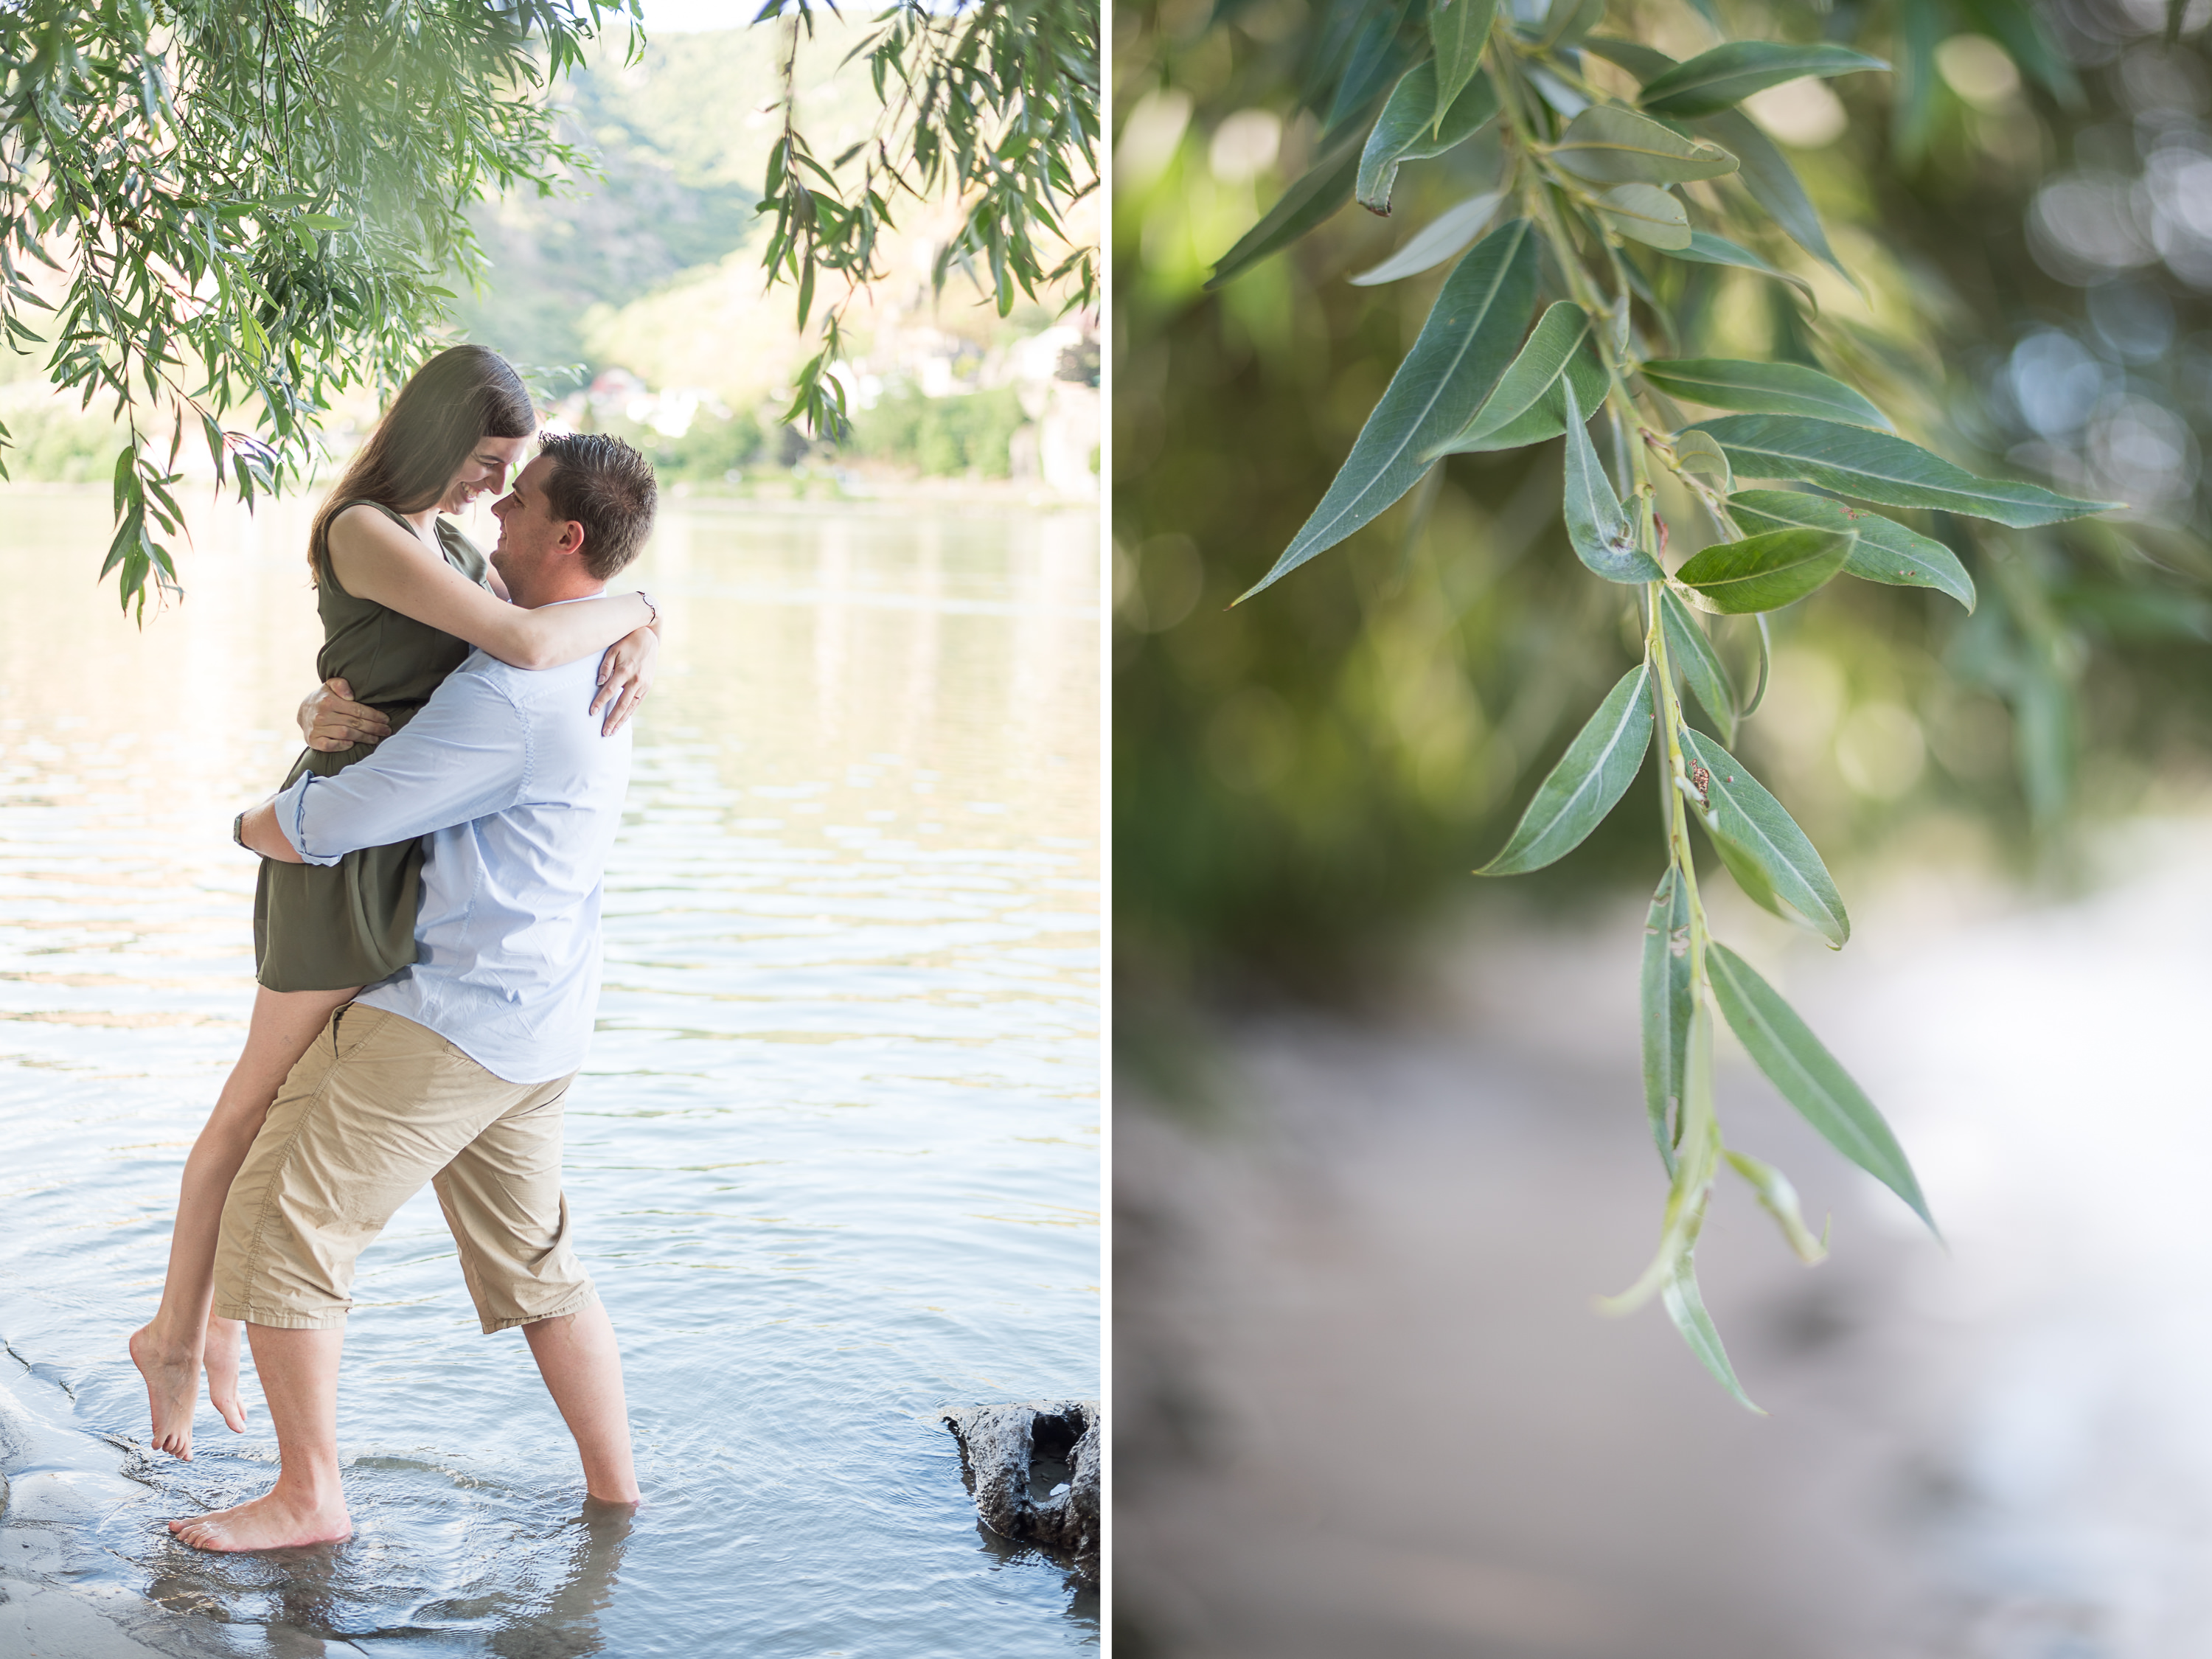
0, 485, 1100, 1655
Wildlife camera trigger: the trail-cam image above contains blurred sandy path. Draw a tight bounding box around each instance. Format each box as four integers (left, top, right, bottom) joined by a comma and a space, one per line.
1116, 823, 2212, 1658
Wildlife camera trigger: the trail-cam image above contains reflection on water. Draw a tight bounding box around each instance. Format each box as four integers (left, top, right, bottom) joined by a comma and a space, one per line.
133, 1477, 630, 1654
0, 486, 1099, 1655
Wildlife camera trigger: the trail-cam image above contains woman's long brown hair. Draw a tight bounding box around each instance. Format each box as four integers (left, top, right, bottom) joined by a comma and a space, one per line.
308, 344, 535, 579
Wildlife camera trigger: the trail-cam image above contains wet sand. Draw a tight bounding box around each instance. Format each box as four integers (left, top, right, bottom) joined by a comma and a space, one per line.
1117, 821, 2212, 1658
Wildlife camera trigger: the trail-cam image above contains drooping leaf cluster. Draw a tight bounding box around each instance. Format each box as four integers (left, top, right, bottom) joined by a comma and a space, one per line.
0, 0, 639, 616
753, 0, 1100, 438
1116, 0, 2212, 1086
1183, 0, 2165, 1403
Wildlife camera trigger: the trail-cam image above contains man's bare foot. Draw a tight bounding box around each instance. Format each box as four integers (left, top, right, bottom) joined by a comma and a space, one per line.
204, 1315, 248, 1433
128, 1324, 201, 1460
167, 1488, 350, 1553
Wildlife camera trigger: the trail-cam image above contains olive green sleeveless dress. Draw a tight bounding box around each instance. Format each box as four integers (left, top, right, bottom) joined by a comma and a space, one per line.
251, 501, 493, 992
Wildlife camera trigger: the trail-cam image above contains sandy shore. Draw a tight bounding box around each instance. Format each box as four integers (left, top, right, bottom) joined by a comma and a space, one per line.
1, 1369, 193, 1659
0, 1571, 175, 1659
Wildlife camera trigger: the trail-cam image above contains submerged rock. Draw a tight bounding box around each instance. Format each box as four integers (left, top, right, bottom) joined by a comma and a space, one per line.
940, 1399, 1100, 1583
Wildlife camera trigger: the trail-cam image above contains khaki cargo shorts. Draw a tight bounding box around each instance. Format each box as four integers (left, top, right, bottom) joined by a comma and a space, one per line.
212, 1003, 596, 1334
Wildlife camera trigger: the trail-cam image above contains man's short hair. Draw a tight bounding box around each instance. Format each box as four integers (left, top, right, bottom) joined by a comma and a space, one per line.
536, 432, 658, 580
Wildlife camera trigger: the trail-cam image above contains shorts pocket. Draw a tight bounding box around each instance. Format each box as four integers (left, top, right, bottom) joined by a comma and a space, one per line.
331, 1001, 391, 1061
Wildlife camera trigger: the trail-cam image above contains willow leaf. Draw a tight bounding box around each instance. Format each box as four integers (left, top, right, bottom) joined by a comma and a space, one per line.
1535, 0, 1604, 49
1663, 1247, 1764, 1413
1478, 663, 1653, 874
1593, 182, 1691, 249
1436, 301, 1588, 450
1674, 526, 1853, 613
1359, 68, 1439, 215
1693, 108, 1849, 284
1243, 220, 1538, 598
1415, 70, 1502, 155
1602, 1002, 1719, 1315
1641, 358, 1891, 429
1358, 61, 1500, 213
1563, 380, 1663, 583
1206, 122, 1366, 290
1681, 729, 1849, 945
1580, 34, 1678, 80
1326, 1, 1419, 132
1660, 587, 1736, 743
1641, 866, 1693, 1175
1672, 428, 1733, 493
1658, 231, 1818, 307
1728, 489, 1976, 611
1690, 414, 2118, 528
1551, 104, 1739, 185
1708, 942, 1936, 1235
1349, 190, 1504, 285
1747, 613, 1773, 717
1430, 0, 1500, 133
1893, 0, 1944, 161
1432, 337, 1606, 452
1640, 41, 1890, 117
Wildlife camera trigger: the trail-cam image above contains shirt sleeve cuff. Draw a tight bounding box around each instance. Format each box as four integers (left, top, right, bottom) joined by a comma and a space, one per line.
273, 774, 345, 867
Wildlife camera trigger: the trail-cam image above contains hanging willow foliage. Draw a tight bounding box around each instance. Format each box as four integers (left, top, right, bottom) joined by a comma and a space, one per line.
1207, 0, 2121, 1408
751, 0, 1101, 438
0, 0, 641, 617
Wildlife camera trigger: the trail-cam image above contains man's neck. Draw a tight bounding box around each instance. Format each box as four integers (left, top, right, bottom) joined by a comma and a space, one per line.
512, 579, 608, 610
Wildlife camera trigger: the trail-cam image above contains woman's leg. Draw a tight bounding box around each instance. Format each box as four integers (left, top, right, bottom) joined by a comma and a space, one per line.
129, 983, 358, 1459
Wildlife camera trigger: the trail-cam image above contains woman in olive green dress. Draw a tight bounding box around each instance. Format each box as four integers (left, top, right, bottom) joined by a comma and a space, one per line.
130, 346, 664, 1458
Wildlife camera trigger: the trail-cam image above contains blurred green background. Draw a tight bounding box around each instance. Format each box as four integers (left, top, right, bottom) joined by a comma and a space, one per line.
1113, 0, 2212, 1016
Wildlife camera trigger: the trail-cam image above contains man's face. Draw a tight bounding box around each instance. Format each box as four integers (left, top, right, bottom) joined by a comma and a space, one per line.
488, 455, 578, 598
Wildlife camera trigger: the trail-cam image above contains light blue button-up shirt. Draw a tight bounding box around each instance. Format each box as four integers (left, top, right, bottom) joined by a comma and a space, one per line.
271, 639, 632, 1084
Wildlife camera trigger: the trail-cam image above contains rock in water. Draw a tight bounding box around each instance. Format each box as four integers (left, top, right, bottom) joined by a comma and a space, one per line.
940, 1399, 1100, 1583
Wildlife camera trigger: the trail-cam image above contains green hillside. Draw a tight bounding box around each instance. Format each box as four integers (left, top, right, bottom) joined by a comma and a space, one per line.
451, 22, 883, 376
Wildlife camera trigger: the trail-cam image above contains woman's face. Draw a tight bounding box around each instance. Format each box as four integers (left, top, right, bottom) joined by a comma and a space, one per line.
440, 434, 531, 515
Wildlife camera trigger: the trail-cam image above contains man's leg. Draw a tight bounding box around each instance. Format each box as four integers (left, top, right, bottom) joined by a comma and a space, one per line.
523, 1301, 640, 1505
167, 1326, 351, 1551
431, 1077, 639, 1506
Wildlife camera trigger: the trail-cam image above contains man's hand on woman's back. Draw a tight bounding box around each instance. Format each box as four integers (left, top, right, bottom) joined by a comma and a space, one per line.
299, 678, 394, 754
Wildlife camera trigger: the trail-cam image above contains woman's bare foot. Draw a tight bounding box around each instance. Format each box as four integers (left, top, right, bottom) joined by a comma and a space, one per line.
167, 1488, 350, 1553
204, 1315, 248, 1433
128, 1324, 202, 1460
